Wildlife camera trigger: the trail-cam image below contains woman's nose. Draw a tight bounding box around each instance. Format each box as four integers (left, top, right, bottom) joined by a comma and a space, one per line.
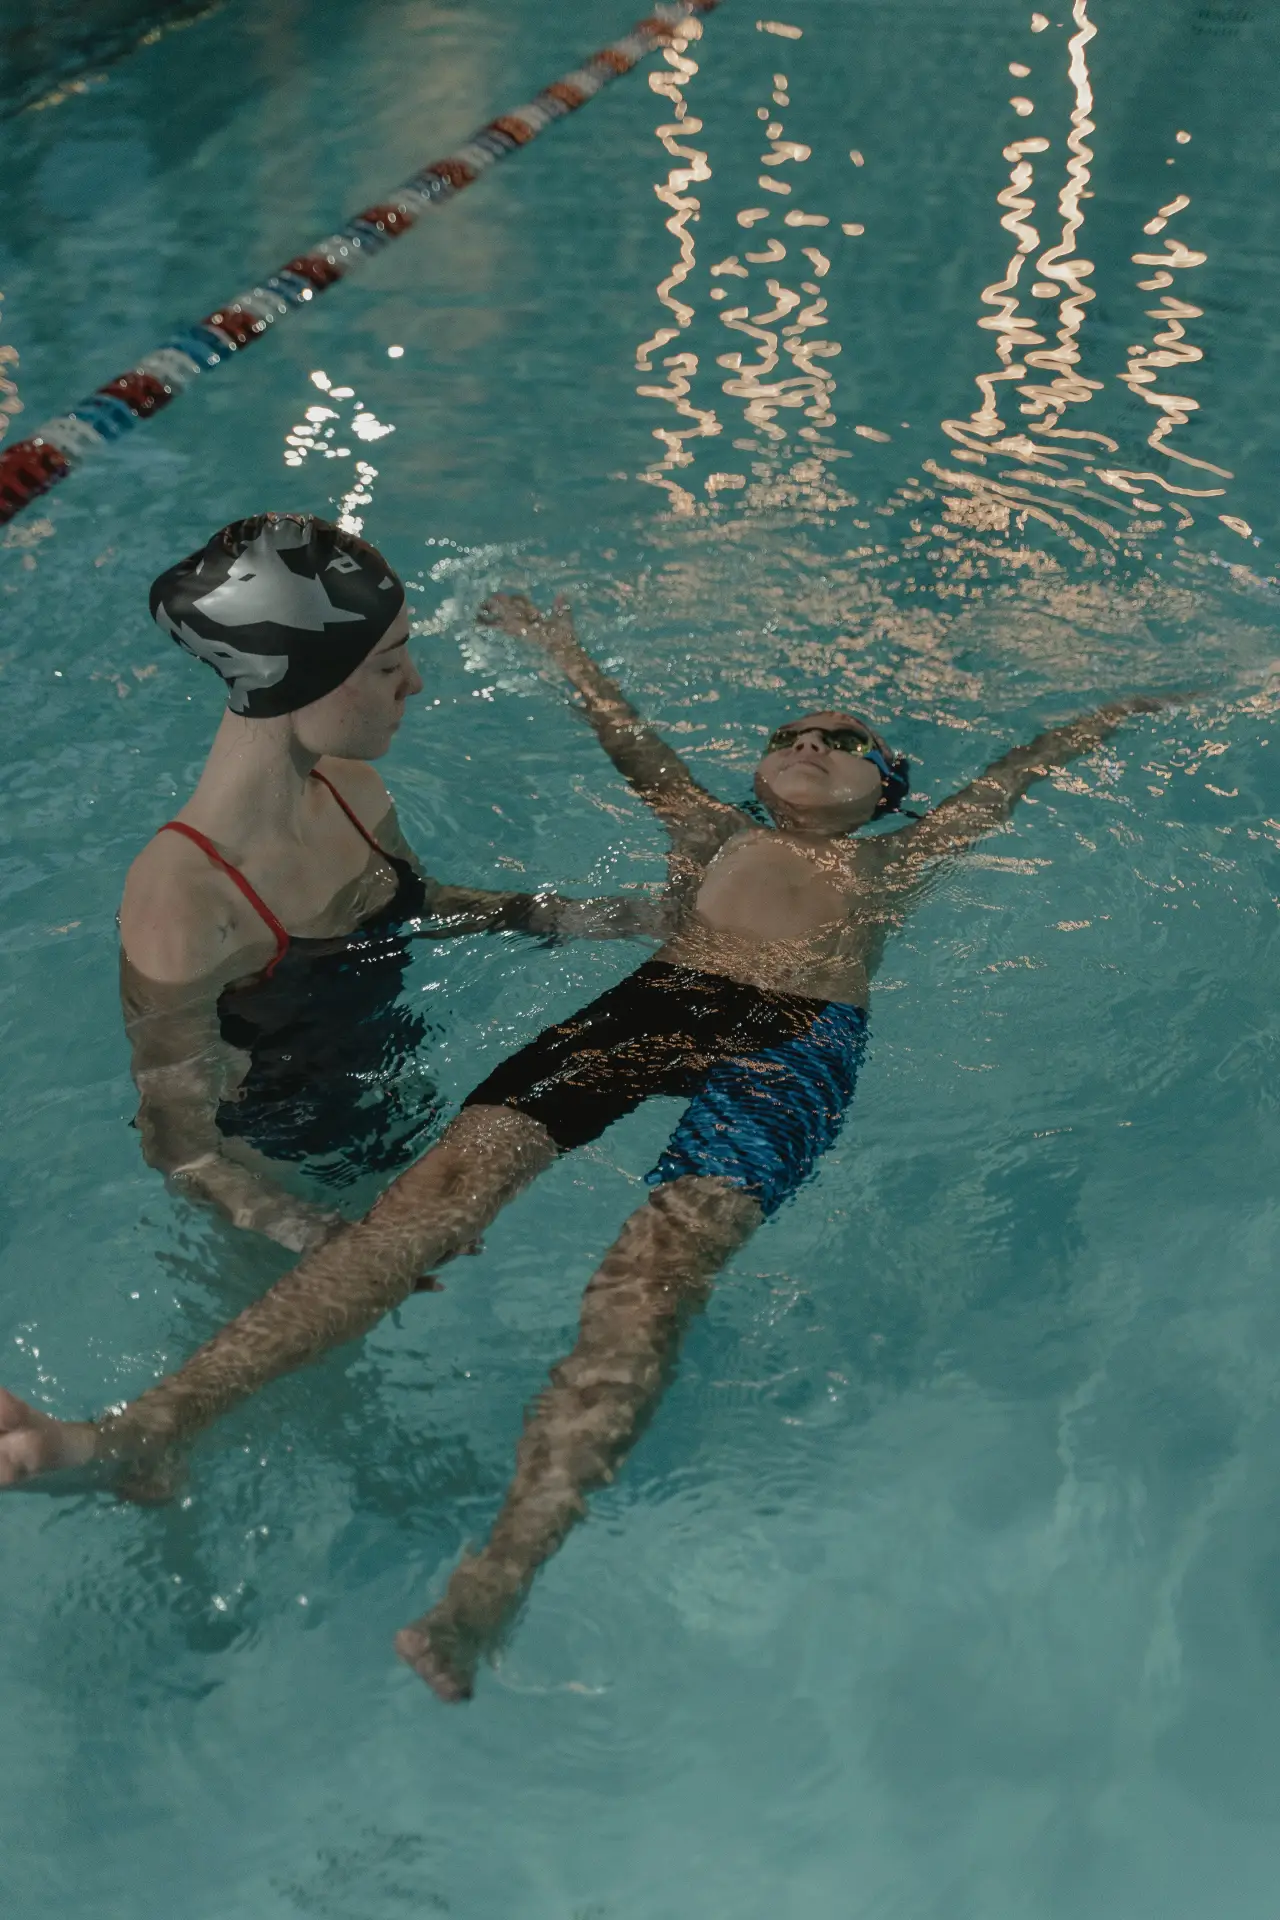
404, 659, 425, 699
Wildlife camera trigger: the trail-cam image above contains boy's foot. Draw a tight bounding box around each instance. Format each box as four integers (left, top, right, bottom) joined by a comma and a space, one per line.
395, 1551, 520, 1702
0, 1388, 98, 1488
394, 1616, 478, 1703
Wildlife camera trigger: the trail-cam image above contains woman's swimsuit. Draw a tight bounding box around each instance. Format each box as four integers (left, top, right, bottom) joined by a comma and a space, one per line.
159, 772, 440, 1185
462, 959, 868, 1217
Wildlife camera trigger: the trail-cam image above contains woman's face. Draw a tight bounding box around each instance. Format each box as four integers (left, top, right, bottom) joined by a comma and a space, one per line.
291, 606, 422, 760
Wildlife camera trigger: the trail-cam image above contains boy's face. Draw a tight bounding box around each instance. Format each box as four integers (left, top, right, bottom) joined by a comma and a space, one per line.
754, 711, 886, 833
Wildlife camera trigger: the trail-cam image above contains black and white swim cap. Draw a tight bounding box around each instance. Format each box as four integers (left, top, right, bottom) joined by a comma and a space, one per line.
150, 513, 405, 718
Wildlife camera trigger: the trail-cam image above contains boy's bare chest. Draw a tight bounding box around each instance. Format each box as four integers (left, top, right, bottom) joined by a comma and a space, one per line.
690, 832, 862, 942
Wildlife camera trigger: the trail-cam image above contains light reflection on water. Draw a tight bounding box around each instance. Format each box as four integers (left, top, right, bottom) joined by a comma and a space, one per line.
1, 0, 1280, 1915
633, 0, 1262, 580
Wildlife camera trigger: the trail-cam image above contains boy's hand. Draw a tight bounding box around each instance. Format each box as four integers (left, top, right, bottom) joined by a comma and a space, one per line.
477, 592, 575, 651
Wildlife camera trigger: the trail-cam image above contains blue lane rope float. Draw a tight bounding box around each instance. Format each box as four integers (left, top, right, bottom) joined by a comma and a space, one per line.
0, 0, 720, 526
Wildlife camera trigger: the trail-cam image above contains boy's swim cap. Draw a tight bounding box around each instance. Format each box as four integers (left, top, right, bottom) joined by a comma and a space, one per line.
150, 513, 404, 718
866, 745, 911, 817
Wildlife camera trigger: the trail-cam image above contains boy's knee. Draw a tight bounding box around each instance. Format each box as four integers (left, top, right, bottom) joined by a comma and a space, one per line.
646, 1173, 762, 1240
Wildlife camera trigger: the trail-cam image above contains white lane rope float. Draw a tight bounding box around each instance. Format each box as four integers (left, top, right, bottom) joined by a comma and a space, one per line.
0, 0, 720, 526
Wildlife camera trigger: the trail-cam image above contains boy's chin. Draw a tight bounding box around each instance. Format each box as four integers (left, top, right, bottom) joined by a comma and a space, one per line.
760, 791, 872, 834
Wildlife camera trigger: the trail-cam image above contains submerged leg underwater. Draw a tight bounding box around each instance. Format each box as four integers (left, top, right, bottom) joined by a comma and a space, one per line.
1, 0, 1278, 1911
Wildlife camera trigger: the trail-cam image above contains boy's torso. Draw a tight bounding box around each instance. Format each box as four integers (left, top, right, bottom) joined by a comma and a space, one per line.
658, 824, 899, 1006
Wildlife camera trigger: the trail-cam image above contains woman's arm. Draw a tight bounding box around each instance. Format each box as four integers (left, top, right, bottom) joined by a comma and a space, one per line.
119, 838, 342, 1254
123, 959, 342, 1254
415, 879, 668, 942
887, 696, 1180, 871
348, 761, 670, 941
476, 593, 741, 836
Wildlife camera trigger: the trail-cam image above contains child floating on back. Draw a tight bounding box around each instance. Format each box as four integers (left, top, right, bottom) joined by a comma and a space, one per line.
0, 589, 1178, 1702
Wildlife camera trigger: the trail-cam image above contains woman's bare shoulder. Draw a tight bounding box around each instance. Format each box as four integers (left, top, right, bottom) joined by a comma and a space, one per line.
315, 756, 419, 865
119, 830, 263, 987
315, 756, 394, 828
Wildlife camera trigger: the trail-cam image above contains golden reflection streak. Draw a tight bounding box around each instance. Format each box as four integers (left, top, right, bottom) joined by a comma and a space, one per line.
637, 28, 855, 517
937, 0, 1234, 544
943, 0, 1114, 490
1111, 224, 1233, 497
705, 50, 855, 512
1017, 0, 1103, 438
962, 139, 1045, 440
935, 0, 1188, 552
925, 458, 1124, 546
717, 282, 799, 440
636, 25, 709, 367
636, 351, 721, 512
716, 276, 841, 445
937, 127, 1119, 508
635, 21, 718, 513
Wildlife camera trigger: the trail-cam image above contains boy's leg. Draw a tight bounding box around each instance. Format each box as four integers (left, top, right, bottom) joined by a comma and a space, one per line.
396, 1173, 762, 1700
0, 1105, 555, 1492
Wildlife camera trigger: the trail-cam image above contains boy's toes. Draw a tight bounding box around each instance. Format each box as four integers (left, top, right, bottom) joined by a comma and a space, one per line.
0, 1389, 97, 1488
395, 1621, 475, 1703
0, 1426, 46, 1487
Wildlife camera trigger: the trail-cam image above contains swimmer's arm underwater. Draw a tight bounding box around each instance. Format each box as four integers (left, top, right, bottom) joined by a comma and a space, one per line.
476, 593, 740, 830
0, 1108, 547, 1492
413, 880, 667, 942
366, 758, 668, 941
886, 695, 1181, 870
122, 963, 342, 1255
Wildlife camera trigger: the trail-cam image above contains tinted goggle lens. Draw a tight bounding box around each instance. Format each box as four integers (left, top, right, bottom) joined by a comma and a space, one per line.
767, 724, 877, 755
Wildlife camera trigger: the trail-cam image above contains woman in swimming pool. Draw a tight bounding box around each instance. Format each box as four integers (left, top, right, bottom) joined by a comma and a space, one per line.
6, 589, 1183, 1700
121, 514, 654, 1255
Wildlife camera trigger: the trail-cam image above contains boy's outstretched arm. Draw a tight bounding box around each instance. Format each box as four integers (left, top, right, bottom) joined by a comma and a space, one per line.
476, 593, 737, 829
890, 695, 1179, 868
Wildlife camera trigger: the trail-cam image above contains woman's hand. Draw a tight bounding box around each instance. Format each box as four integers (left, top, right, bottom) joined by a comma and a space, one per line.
253, 1196, 346, 1257
171, 1153, 344, 1254
536, 890, 671, 942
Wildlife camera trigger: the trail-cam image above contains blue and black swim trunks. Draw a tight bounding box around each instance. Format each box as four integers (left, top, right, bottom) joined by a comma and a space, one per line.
462, 960, 868, 1217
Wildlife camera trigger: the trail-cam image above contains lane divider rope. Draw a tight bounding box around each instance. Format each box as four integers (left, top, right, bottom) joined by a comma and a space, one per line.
0, 0, 719, 527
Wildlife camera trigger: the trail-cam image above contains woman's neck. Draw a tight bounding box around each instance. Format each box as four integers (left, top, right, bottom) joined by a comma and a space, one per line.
183, 711, 322, 847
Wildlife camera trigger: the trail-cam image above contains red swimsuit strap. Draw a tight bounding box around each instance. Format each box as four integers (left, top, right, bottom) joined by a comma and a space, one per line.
308, 769, 394, 859
156, 820, 291, 977
156, 775, 388, 981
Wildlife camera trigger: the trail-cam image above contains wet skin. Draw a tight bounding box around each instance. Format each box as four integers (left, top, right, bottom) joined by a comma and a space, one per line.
118, 606, 658, 1256
0, 591, 1179, 1701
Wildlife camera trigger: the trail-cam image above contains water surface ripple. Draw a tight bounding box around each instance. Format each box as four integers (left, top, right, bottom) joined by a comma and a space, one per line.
2, 1, 1279, 1915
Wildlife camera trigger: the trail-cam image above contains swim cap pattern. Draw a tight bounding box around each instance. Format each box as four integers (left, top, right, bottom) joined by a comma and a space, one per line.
150, 513, 404, 717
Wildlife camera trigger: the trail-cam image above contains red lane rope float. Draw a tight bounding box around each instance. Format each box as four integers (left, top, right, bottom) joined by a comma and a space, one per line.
0, 0, 720, 527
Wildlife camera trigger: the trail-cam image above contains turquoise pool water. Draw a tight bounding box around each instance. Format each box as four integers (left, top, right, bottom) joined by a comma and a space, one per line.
3, 0, 1280, 1912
